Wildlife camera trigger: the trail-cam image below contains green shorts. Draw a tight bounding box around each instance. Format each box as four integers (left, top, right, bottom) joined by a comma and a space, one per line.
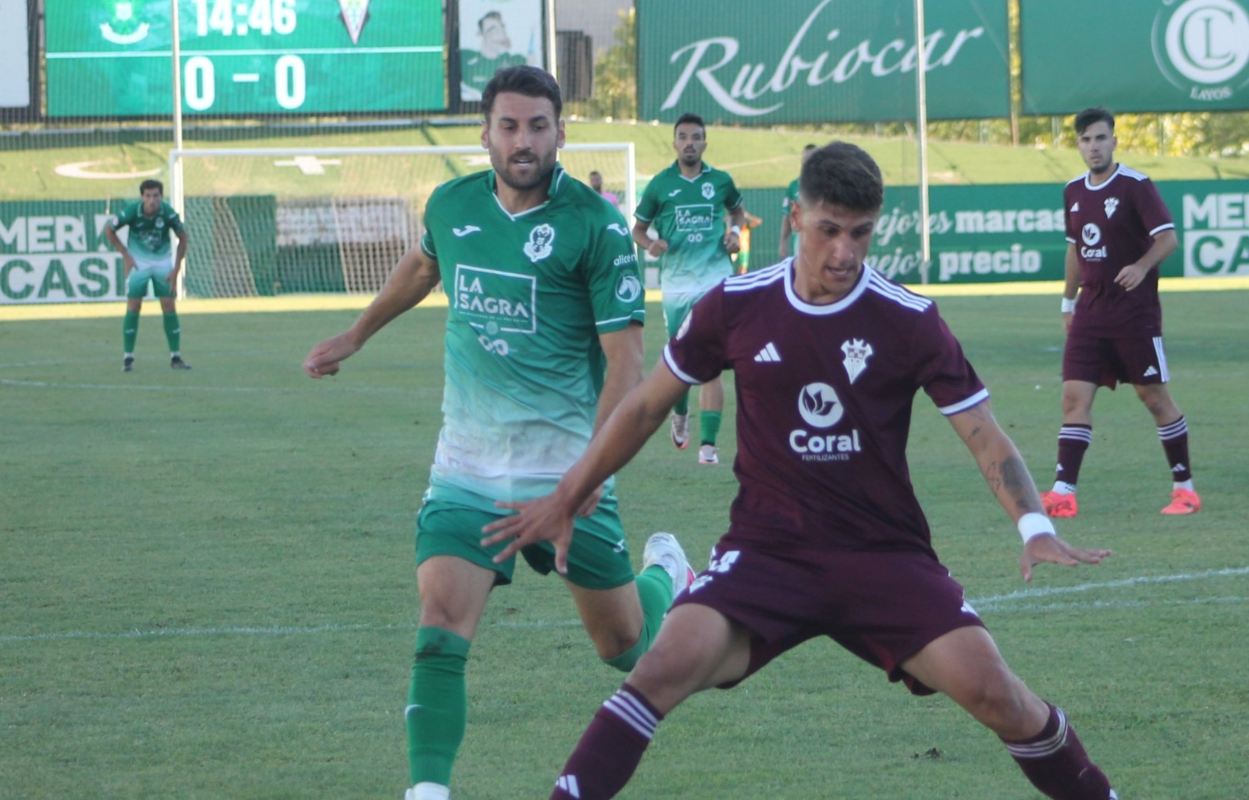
661, 293, 703, 339
415, 497, 635, 590
127, 264, 175, 299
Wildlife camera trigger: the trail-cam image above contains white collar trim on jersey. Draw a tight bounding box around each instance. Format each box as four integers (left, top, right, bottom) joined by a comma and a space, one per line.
671, 161, 713, 182
783, 258, 871, 315
1082, 164, 1122, 192
489, 164, 566, 221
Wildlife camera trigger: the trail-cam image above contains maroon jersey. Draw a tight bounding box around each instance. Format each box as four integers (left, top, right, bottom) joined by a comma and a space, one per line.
663, 261, 987, 556
1064, 165, 1175, 337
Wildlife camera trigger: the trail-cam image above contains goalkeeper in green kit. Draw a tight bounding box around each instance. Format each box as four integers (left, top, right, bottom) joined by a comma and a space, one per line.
105, 179, 191, 372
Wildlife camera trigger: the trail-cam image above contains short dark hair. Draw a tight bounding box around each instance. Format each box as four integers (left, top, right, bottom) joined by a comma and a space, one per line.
139, 179, 163, 194
803, 143, 817, 152
799, 142, 883, 213
482, 65, 562, 120
1075, 107, 1114, 135
673, 113, 704, 133
478, 11, 503, 32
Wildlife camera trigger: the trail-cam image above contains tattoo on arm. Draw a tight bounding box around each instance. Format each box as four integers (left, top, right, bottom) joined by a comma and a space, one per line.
987, 453, 1038, 514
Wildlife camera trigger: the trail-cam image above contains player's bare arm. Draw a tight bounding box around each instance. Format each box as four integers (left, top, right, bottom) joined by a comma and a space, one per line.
105, 227, 135, 272
948, 400, 1111, 580
723, 205, 747, 254
303, 247, 440, 378
170, 229, 189, 289
1115, 229, 1178, 291
1061, 243, 1079, 332
570, 323, 646, 516
632, 220, 667, 258
482, 361, 689, 572
779, 211, 793, 259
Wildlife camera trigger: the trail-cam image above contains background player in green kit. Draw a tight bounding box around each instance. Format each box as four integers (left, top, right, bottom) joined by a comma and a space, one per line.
105, 179, 191, 371
632, 113, 745, 465
779, 143, 817, 261
302, 66, 693, 800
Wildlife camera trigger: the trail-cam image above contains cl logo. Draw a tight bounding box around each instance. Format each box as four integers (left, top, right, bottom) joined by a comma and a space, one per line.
1081, 223, 1102, 246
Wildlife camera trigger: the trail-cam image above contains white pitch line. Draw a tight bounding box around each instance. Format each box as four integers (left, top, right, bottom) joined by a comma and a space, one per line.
969, 566, 1249, 608
3, 568, 1245, 644
0, 377, 410, 395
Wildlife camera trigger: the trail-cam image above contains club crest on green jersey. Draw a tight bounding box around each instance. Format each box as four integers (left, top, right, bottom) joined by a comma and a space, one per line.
701, 182, 715, 199
524, 224, 555, 262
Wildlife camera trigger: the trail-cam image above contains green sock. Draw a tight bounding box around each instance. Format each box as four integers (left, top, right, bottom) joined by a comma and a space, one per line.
673, 391, 690, 417
700, 410, 722, 446
605, 565, 672, 672
162, 312, 182, 353
407, 627, 471, 787
123, 310, 140, 353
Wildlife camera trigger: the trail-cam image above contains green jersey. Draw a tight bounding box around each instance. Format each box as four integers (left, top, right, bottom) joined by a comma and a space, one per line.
110, 201, 185, 265
460, 50, 527, 99
782, 177, 800, 255
635, 161, 742, 297
419, 164, 645, 509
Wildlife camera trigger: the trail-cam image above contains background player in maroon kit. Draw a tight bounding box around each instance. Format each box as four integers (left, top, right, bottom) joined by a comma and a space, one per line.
1042, 107, 1200, 518
484, 142, 1118, 800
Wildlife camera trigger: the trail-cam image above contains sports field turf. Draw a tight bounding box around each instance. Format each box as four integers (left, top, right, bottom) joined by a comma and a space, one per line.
2, 290, 1246, 798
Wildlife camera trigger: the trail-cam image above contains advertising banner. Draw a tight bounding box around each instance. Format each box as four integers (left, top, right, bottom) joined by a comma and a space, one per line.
0, 202, 128, 304
456, 0, 545, 104
862, 179, 1249, 285
1020, 0, 1249, 113
637, 0, 1009, 125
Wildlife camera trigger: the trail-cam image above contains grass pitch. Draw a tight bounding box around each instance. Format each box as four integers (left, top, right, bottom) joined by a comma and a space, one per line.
2, 291, 1246, 798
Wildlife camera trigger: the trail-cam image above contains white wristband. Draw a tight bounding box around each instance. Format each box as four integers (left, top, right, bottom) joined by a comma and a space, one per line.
1061, 297, 1076, 313
1017, 512, 1056, 543
729, 225, 742, 236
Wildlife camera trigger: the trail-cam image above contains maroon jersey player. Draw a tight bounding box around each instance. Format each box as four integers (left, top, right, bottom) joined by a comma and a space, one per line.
1042, 107, 1200, 519
484, 142, 1118, 800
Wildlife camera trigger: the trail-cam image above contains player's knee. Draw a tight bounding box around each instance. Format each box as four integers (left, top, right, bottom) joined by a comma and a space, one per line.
961, 671, 1033, 732
591, 628, 641, 663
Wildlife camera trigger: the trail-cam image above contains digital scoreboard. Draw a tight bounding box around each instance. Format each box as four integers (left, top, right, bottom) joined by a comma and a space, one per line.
45, 0, 445, 116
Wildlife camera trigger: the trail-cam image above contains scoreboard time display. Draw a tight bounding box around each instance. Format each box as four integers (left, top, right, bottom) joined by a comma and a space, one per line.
46, 0, 445, 116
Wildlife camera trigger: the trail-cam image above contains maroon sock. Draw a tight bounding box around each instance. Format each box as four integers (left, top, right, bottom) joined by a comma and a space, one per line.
1056, 424, 1092, 486
1004, 704, 1113, 800
551, 684, 662, 800
1157, 416, 1192, 482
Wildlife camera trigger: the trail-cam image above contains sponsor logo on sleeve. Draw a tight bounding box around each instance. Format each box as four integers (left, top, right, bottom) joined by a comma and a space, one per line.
615, 273, 642, 303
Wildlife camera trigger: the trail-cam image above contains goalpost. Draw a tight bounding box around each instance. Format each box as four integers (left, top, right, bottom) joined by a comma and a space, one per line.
167, 143, 637, 298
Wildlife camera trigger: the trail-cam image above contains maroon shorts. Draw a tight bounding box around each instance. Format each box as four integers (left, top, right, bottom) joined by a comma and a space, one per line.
672, 545, 985, 696
1062, 329, 1168, 388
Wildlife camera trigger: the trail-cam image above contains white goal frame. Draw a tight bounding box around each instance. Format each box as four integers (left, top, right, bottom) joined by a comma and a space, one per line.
167, 143, 637, 298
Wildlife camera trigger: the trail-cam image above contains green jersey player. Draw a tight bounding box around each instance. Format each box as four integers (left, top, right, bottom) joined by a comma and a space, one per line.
778, 143, 817, 262
303, 66, 692, 800
632, 113, 745, 465
105, 179, 191, 371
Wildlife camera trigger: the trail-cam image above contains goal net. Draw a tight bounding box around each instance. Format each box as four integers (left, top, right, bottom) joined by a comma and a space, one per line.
169, 143, 636, 298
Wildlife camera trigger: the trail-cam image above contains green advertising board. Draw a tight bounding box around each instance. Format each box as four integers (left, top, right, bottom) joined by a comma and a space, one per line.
862, 179, 1249, 285
1021, 0, 1249, 113
0, 201, 128, 303
45, 0, 446, 117
636, 0, 1009, 125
